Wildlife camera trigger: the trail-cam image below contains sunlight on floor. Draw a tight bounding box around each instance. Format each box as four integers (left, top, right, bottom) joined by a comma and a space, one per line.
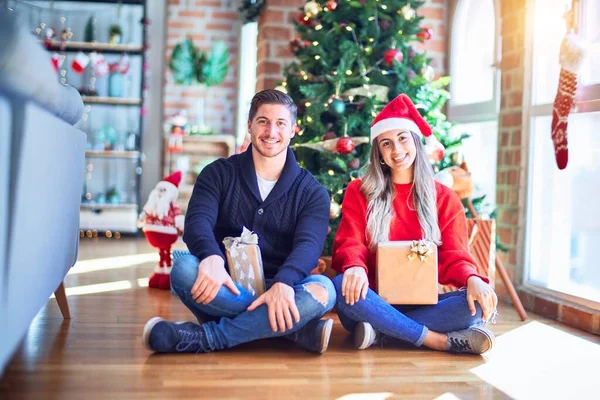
470, 321, 600, 398
50, 278, 150, 297
432, 394, 461, 400
68, 253, 159, 275
336, 393, 394, 400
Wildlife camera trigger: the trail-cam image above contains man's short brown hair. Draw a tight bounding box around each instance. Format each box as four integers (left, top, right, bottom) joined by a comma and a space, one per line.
248, 89, 297, 123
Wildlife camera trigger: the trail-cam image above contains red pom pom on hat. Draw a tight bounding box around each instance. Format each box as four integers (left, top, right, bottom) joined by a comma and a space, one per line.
163, 171, 182, 188
370, 94, 432, 141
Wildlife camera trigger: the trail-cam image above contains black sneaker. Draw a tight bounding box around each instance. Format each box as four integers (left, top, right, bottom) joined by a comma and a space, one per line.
142, 317, 208, 353
290, 318, 334, 354
354, 321, 382, 350
447, 327, 495, 354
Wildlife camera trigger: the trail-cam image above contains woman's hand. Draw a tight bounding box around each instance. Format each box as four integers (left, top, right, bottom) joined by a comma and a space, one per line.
466, 276, 498, 322
342, 267, 369, 305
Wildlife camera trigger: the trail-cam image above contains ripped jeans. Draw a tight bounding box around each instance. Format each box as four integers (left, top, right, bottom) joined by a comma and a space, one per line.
170, 253, 336, 351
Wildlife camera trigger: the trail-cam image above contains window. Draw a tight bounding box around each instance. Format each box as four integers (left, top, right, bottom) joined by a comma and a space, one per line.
448, 0, 500, 210
525, 0, 600, 305
236, 22, 258, 146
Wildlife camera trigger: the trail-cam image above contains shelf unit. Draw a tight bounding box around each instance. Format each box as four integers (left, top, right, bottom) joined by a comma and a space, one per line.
20, 0, 149, 235
163, 134, 236, 213
81, 96, 142, 106
44, 40, 143, 54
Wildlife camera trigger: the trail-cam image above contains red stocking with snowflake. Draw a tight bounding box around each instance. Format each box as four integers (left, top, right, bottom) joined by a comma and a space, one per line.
551, 33, 586, 170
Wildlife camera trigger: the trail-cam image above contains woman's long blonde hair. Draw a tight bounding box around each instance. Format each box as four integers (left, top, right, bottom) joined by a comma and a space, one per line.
361, 131, 441, 250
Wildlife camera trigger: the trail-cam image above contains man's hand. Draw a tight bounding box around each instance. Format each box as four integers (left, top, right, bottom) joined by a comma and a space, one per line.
191, 255, 240, 304
247, 282, 300, 332
466, 276, 498, 322
342, 266, 369, 305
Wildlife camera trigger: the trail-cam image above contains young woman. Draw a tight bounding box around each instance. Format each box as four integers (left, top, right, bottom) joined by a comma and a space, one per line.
331, 94, 498, 354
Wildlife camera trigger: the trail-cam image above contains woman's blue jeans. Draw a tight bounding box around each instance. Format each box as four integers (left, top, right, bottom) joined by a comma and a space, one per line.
332, 274, 488, 347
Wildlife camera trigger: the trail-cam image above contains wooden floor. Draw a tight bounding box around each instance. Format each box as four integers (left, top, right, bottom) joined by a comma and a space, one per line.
1, 238, 600, 399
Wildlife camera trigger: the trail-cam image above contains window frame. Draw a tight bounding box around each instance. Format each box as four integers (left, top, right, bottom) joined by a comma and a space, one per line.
447, 0, 502, 123
522, 0, 600, 309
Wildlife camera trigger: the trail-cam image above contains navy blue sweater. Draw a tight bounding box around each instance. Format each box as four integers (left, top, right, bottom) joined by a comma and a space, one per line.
182, 146, 330, 287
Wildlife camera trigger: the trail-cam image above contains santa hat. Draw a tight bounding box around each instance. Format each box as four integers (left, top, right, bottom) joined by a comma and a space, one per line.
370, 94, 432, 141
163, 171, 182, 189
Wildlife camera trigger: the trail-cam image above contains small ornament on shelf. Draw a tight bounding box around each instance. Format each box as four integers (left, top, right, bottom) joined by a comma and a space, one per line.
109, 25, 122, 45
90, 52, 109, 77
71, 51, 90, 74
51, 53, 63, 72
168, 111, 188, 153
43, 27, 55, 49
84, 16, 97, 42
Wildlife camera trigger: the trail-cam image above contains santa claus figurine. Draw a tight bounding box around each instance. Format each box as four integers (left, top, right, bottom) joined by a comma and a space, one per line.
137, 171, 185, 290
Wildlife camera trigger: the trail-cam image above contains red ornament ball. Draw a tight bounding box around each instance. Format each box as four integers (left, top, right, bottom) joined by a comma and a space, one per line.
336, 137, 355, 154
417, 27, 433, 41
296, 13, 313, 26
348, 158, 361, 170
326, 0, 337, 11
383, 49, 403, 66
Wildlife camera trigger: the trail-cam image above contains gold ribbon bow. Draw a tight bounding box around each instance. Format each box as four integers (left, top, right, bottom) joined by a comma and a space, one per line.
407, 240, 433, 263
223, 227, 258, 256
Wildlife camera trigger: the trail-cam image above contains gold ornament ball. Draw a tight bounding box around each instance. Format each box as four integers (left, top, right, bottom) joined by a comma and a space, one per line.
304, 1, 320, 17
330, 201, 341, 219
421, 65, 435, 81
400, 5, 415, 20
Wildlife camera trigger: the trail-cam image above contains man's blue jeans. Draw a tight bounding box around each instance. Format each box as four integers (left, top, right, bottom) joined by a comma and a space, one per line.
332, 275, 488, 347
170, 253, 336, 351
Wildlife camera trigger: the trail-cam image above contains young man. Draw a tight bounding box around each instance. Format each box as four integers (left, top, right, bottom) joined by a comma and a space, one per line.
142, 89, 335, 354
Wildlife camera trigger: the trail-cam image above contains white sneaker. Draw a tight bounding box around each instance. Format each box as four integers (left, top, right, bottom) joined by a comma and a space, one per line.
354, 321, 380, 350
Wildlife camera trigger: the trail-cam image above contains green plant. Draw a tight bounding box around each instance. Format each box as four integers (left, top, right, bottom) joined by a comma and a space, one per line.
169, 38, 229, 87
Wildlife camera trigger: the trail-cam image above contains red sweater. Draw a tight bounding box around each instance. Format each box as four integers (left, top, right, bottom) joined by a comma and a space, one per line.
332, 178, 488, 290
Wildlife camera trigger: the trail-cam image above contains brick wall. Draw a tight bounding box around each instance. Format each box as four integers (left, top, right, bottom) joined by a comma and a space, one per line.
495, 0, 527, 304
256, 0, 449, 91
497, 0, 599, 335
164, 0, 240, 135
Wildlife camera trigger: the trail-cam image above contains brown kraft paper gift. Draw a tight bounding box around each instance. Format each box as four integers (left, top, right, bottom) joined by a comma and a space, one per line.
222, 227, 266, 297
376, 240, 438, 305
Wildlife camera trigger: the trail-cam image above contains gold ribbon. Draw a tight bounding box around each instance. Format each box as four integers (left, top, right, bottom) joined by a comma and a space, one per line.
407, 240, 433, 263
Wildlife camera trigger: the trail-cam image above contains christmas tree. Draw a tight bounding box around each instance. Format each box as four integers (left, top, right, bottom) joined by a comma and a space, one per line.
280, 0, 485, 255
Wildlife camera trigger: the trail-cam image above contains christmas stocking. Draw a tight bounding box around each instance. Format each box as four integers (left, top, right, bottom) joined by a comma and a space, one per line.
551, 33, 587, 170
71, 51, 90, 74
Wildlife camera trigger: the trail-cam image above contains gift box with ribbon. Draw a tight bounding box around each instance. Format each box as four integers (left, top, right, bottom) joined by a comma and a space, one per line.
376, 240, 439, 305
222, 227, 266, 297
